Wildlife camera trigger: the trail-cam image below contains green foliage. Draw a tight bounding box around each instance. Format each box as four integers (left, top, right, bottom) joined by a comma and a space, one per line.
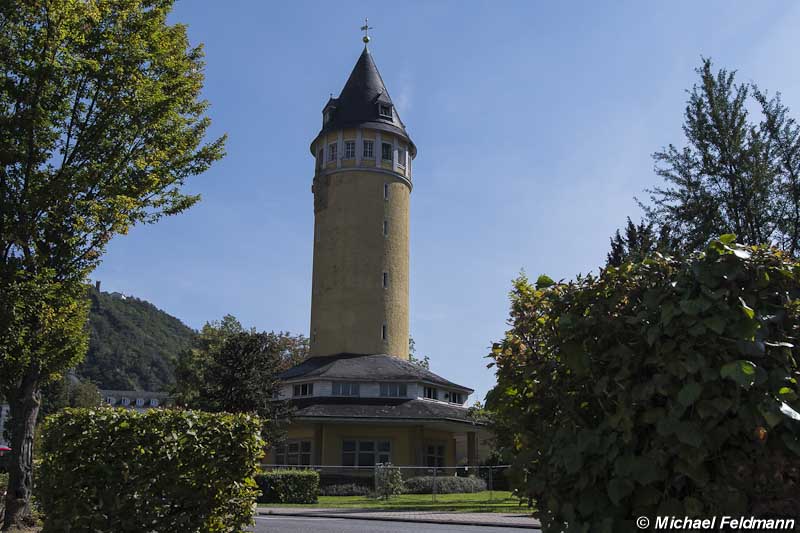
607, 217, 675, 267
256, 470, 319, 504
488, 240, 800, 532
39, 408, 263, 533
408, 336, 430, 369
79, 287, 197, 390
402, 475, 487, 494
40, 375, 101, 421
174, 316, 307, 444
319, 483, 370, 497
641, 59, 800, 256
374, 463, 404, 499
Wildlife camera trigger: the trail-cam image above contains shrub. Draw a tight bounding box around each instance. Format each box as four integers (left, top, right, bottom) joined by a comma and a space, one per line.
403, 475, 487, 494
256, 469, 319, 504
319, 483, 370, 496
39, 408, 263, 533
488, 239, 800, 532
374, 463, 404, 499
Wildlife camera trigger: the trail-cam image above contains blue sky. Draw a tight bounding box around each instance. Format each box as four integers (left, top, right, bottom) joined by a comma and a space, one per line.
93, 1, 800, 402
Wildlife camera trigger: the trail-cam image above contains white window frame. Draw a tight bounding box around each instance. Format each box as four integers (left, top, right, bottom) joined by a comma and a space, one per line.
344, 140, 356, 159
378, 104, 392, 118
363, 140, 374, 159
293, 383, 314, 397
135, 398, 144, 407
332, 382, 360, 396
381, 142, 393, 161
121, 397, 130, 407
379, 382, 407, 398
398, 147, 406, 168
150, 398, 159, 407
424, 386, 438, 400
328, 143, 337, 162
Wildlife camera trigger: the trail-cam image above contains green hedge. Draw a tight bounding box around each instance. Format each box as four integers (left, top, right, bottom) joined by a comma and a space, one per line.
256, 469, 319, 503
489, 238, 800, 532
403, 475, 487, 494
39, 408, 264, 533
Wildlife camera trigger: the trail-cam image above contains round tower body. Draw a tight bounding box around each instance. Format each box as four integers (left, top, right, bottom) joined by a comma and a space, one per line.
309, 127, 413, 359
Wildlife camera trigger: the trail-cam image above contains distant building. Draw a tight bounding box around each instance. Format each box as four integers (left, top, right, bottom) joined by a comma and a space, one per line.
100, 390, 172, 412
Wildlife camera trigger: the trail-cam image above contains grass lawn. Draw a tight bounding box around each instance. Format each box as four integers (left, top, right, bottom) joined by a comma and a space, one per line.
258, 491, 533, 514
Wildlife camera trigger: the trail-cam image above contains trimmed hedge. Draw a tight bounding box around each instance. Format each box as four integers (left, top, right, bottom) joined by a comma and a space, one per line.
489, 239, 800, 532
256, 469, 319, 503
319, 483, 370, 496
403, 475, 487, 494
39, 408, 264, 533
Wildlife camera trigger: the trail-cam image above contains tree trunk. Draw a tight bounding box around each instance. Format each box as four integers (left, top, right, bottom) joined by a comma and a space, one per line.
2, 376, 40, 531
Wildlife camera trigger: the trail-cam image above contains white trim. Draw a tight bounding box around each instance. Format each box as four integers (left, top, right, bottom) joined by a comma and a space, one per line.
356, 129, 362, 164
336, 131, 343, 169
375, 132, 382, 168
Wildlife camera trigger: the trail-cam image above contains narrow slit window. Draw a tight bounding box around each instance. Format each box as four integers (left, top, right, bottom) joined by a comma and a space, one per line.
383, 183, 389, 200
382, 272, 388, 288
383, 220, 388, 236
381, 323, 387, 341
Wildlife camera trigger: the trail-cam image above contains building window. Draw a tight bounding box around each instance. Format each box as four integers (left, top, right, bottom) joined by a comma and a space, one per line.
382, 272, 388, 289
343, 440, 391, 466
379, 104, 392, 118
344, 140, 356, 159
380, 382, 407, 397
105, 396, 115, 405
424, 386, 438, 400
332, 382, 360, 396
447, 392, 464, 405
293, 383, 314, 397
383, 183, 389, 200
121, 397, 130, 407
363, 140, 374, 159
324, 109, 333, 124
383, 220, 388, 236
381, 323, 387, 341
381, 142, 392, 161
317, 149, 323, 168
425, 444, 446, 468
275, 440, 312, 466
398, 148, 406, 167
328, 143, 337, 162
136, 398, 144, 407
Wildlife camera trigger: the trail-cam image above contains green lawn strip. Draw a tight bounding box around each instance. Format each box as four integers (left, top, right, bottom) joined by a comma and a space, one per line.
258, 491, 533, 514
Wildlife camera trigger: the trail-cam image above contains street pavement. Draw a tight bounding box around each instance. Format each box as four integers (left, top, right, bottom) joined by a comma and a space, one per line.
252, 515, 542, 532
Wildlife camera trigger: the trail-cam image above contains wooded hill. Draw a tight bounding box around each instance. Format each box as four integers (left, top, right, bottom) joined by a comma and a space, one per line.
76, 287, 197, 391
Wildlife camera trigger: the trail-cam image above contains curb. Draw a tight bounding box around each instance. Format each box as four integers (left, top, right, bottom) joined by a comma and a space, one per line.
257, 509, 541, 530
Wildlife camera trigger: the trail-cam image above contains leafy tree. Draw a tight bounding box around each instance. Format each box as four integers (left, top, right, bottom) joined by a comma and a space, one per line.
488, 238, 800, 531
640, 59, 800, 255
0, 1, 224, 527
408, 336, 430, 369
196, 331, 298, 445
40, 375, 101, 421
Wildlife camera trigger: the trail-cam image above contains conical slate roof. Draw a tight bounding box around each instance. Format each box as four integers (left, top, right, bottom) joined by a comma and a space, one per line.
315, 46, 415, 156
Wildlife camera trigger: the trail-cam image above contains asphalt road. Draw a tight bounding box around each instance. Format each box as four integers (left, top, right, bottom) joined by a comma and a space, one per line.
252, 516, 541, 533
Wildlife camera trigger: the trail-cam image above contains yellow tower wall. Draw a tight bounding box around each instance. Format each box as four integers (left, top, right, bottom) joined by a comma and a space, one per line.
309, 128, 411, 359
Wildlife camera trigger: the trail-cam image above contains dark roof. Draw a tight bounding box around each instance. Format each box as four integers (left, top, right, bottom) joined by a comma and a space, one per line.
279, 353, 473, 393
291, 397, 481, 425
314, 46, 416, 156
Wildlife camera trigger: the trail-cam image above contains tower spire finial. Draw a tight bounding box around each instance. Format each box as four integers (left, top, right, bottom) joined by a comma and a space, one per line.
360, 18, 373, 45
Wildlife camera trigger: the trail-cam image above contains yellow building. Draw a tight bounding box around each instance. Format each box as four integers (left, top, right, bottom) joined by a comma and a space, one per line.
274, 35, 486, 470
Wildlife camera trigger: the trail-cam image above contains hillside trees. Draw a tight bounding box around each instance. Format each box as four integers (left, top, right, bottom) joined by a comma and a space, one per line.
0, 1, 225, 527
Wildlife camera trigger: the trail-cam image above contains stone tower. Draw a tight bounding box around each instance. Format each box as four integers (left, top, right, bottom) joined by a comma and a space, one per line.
309, 42, 415, 359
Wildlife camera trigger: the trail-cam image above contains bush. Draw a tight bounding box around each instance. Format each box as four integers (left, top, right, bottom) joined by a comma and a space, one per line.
374, 463, 404, 499
319, 483, 370, 496
256, 469, 319, 504
39, 408, 263, 533
488, 239, 800, 532
403, 475, 487, 494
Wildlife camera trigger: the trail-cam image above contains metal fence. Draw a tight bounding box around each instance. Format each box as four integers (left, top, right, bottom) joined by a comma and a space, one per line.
260, 464, 515, 504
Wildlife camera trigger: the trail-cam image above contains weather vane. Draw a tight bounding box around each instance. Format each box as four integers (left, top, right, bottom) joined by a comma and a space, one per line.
360, 18, 373, 44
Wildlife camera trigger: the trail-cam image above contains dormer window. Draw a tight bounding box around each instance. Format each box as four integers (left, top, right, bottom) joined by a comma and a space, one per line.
424, 386, 438, 400
379, 104, 392, 118
332, 382, 360, 396
324, 109, 334, 124
150, 398, 159, 407
121, 397, 130, 407
135, 398, 144, 407
293, 383, 314, 397
447, 392, 464, 405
